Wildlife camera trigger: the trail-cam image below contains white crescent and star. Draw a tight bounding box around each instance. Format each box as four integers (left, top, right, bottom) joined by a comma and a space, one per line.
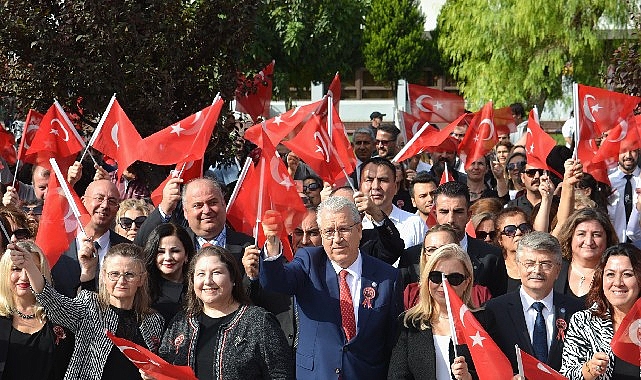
459, 304, 469, 328
111, 123, 120, 148
469, 331, 486, 347
313, 132, 331, 163
411, 122, 421, 136
628, 319, 641, 346
50, 118, 69, 142
269, 155, 294, 190
607, 120, 629, 143
582, 95, 598, 123
479, 118, 495, 141
22, 123, 39, 150
526, 128, 534, 153
415, 95, 433, 113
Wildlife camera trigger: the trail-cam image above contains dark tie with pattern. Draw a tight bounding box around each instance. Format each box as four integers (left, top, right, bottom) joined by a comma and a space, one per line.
532, 301, 548, 363
625, 174, 634, 223
338, 270, 356, 341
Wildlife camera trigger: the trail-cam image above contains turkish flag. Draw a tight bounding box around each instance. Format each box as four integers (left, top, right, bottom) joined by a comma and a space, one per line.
26, 101, 85, 166
459, 102, 497, 170
37, 172, 89, 267
282, 100, 356, 185
244, 99, 324, 147
525, 108, 560, 178
106, 331, 197, 380
577, 84, 640, 141
235, 60, 275, 122
440, 165, 455, 185
576, 139, 611, 186
314, 72, 342, 118
0, 125, 16, 166
89, 97, 143, 180
17, 109, 43, 163
399, 111, 433, 143
227, 128, 306, 260
139, 97, 223, 166
393, 113, 468, 164
150, 159, 203, 207
518, 347, 568, 380
408, 84, 466, 123
611, 297, 641, 366
443, 280, 514, 379
593, 114, 641, 166
494, 106, 518, 136
465, 220, 476, 238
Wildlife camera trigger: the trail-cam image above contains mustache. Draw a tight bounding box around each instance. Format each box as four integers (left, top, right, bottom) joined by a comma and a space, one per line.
528, 274, 546, 281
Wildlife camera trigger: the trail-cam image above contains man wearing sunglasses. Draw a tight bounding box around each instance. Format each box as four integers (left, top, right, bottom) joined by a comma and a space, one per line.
484, 232, 583, 373
506, 163, 559, 220
375, 124, 400, 160
431, 181, 506, 297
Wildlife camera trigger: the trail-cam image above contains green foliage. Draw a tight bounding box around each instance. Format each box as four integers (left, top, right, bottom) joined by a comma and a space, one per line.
608, 6, 641, 98
437, 0, 629, 110
362, 0, 429, 85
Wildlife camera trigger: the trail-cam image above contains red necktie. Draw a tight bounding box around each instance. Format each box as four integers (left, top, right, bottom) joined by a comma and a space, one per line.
339, 270, 356, 341
201, 242, 213, 248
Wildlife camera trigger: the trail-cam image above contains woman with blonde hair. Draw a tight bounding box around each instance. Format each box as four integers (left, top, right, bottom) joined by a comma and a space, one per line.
389, 243, 477, 379
115, 198, 152, 241
0, 241, 73, 379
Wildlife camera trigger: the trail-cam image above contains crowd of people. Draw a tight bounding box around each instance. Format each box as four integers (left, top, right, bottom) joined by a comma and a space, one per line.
0, 103, 639, 380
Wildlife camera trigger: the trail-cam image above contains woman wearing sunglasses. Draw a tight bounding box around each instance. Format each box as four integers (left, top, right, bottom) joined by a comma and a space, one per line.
389, 244, 478, 380
0, 205, 35, 243
470, 212, 497, 245
115, 199, 152, 242
495, 207, 533, 293
504, 152, 526, 201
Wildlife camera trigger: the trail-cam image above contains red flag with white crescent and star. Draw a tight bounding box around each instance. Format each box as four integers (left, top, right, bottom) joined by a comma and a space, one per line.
611, 296, 641, 366
408, 84, 466, 123
525, 108, 560, 177
235, 60, 275, 122
592, 114, 641, 165
0, 124, 16, 166
443, 279, 514, 379
138, 97, 223, 166
458, 102, 497, 171
576, 139, 611, 186
518, 347, 568, 380
399, 111, 430, 142
106, 331, 197, 380
18, 109, 43, 163
150, 159, 203, 207
576, 84, 640, 140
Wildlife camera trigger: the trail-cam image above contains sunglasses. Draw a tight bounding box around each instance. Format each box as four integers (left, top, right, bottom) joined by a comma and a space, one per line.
11, 228, 31, 241
501, 223, 532, 237
119, 216, 147, 230
428, 270, 467, 286
22, 204, 43, 216
302, 183, 321, 192
475, 231, 497, 240
506, 161, 526, 171
522, 168, 545, 178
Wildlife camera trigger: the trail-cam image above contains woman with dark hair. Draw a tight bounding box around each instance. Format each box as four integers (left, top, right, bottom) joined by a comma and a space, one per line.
575, 173, 612, 211
143, 223, 195, 323
504, 152, 526, 200
146, 246, 294, 380
495, 207, 532, 292
554, 208, 619, 303
561, 244, 641, 379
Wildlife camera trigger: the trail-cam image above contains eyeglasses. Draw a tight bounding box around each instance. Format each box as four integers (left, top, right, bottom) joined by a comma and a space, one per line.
501, 223, 533, 237
375, 139, 394, 146
522, 168, 545, 178
106, 271, 139, 282
321, 222, 360, 239
507, 161, 526, 171
302, 183, 321, 192
22, 204, 43, 216
119, 216, 147, 230
92, 195, 120, 208
11, 228, 31, 241
428, 271, 467, 286
475, 231, 497, 240
518, 260, 556, 272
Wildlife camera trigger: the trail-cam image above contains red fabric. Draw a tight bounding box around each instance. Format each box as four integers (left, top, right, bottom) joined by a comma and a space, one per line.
593, 114, 641, 166
408, 84, 466, 123
91, 98, 142, 180
235, 60, 275, 122
576, 139, 611, 186
150, 159, 203, 207
444, 280, 513, 379
106, 331, 197, 380
139, 98, 223, 166
403, 282, 492, 310
282, 100, 356, 185
0, 125, 16, 165
465, 220, 476, 238
314, 73, 342, 118
439, 165, 455, 185
399, 111, 428, 142
525, 108, 560, 178
577, 84, 640, 141
17, 109, 43, 163
26, 102, 84, 166
493, 106, 518, 136
459, 102, 497, 171
611, 297, 641, 366
339, 270, 356, 341
394, 113, 468, 164
519, 347, 568, 379
37, 172, 89, 267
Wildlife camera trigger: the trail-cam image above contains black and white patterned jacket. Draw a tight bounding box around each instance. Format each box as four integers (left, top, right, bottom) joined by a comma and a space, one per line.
560, 307, 641, 379
35, 283, 164, 380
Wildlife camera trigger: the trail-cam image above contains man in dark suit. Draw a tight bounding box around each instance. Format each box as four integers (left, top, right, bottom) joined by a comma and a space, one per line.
134, 177, 252, 264
431, 181, 507, 297
485, 232, 583, 373
51, 179, 129, 297
260, 196, 402, 379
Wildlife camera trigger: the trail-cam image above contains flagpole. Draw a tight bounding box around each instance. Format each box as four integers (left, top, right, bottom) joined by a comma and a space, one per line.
81, 94, 116, 162
11, 159, 20, 188
442, 274, 459, 358
327, 95, 333, 141
445, 161, 450, 182
254, 122, 267, 246
53, 99, 85, 148
515, 345, 524, 378
0, 216, 10, 242
572, 83, 579, 159
49, 158, 86, 236
391, 122, 431, 163
226, 157, 253, 213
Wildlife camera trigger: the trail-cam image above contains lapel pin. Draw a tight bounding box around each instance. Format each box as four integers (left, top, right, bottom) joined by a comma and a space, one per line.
362, 286, 376, 309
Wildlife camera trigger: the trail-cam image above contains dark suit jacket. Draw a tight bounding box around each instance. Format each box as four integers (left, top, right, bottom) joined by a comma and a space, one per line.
467, 236, 507, 297
484, 290, 583, 373
51, 230, 129, 298
260, 246, 402, 380
398, 244, 421, 290
360, 216, 405, 265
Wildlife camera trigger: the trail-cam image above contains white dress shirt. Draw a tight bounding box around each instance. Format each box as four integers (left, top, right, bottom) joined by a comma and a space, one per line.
520, 287, 555, 350
608, 167, 641, 242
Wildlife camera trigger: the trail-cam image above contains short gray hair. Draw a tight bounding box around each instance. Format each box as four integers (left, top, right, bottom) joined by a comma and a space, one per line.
352, 128, 375, 141
316, 196, 361, 226
516, 231, 562, 264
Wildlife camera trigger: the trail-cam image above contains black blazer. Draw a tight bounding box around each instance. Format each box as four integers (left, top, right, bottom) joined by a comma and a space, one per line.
398, 244, 421, 290
51, 230, 130, 298
361, 216, 405, 265
466, 236, 507, 297
484, 290, 584, 373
